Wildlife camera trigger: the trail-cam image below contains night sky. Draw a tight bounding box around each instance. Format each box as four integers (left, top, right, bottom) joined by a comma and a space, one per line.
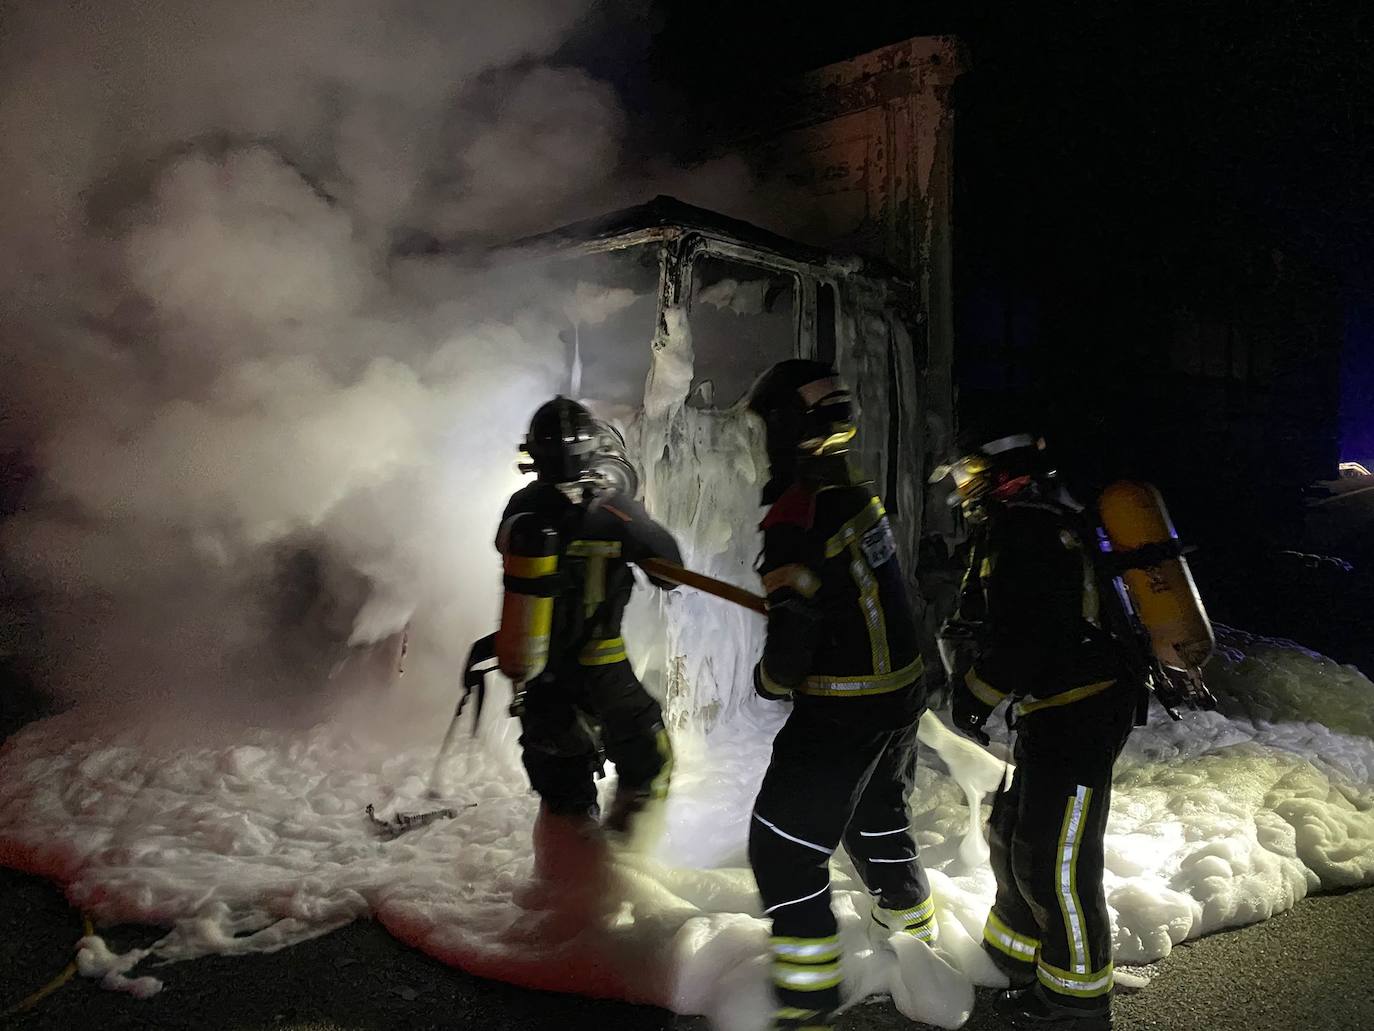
591, 0, 1373, 657
594, 1, 1374, 473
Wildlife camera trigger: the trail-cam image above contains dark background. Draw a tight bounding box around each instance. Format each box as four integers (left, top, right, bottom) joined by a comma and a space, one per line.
626, 0, 1372, 476
611, 0, 1374, 666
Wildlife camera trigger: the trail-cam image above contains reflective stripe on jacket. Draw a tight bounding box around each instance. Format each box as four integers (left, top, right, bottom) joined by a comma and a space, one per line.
757, 471, 924, 698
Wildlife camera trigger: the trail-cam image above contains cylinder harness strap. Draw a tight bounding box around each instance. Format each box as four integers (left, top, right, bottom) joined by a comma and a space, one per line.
1013, 679, 1116, 718
1102, 538, 1188, 574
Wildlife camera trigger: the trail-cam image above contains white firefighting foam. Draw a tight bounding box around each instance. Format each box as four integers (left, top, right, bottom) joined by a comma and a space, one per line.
1, 634, 1371, 1027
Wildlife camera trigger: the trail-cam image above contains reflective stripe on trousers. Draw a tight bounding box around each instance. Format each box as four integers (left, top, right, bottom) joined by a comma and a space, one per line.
873, 895, 938, 943
770, 934, 842, 996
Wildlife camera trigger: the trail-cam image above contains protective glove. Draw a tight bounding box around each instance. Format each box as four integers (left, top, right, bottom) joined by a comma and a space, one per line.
951, 685, 993, 746
753, 661, 792, 702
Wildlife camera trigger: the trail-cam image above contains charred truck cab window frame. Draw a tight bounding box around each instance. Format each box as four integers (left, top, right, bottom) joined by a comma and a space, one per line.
466, 196, 937, 586
685, 250, 802, 410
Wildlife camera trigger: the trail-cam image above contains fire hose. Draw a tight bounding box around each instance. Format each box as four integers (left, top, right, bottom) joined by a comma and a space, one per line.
423, 561, 765, 799
637, 558, 767, 614
640, 558, 1008, 866
426, 557, 998, 809
0, 913, 95, 1019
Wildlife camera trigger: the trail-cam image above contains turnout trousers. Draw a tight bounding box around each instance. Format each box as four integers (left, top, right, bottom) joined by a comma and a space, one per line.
517, 658, 672, 818
749, 695, 934, 1015
982, 686, 1135, 1010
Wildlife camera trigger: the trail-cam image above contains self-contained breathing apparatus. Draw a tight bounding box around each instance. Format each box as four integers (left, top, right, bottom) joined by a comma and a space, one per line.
933, 433, 1216, 723
494, 515, 559, 685
1096, 480, 1217, 719
439, 401, 643, 766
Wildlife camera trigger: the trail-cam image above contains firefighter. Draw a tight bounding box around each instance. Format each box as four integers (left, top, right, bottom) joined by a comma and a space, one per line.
498, 396, 682, 839
745, 360, 935, 1031
933, 429, 1137, 1031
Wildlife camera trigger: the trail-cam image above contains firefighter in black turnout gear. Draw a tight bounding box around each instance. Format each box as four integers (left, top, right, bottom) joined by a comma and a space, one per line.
746, 361, 934, 1031
935, 432, 1137, 1030
498, 397, 681, 838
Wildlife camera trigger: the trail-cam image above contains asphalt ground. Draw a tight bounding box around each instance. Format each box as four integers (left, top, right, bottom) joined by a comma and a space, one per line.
1, 863, 1371, 1031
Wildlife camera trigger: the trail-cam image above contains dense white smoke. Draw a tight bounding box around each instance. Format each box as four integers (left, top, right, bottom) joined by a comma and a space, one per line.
0, 0, 688, 731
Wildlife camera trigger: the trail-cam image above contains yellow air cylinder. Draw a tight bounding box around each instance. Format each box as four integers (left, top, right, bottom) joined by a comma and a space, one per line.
495, 514, 560, 682
1098, 481, 1215, 671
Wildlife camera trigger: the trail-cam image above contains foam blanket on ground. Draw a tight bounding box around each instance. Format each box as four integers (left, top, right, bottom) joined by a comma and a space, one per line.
1, 632, 1372, 1029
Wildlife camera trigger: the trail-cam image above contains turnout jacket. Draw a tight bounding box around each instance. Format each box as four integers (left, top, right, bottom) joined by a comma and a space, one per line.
756, 464, 924, 699
499, 482, 681, 673
954, 484, 1127, 716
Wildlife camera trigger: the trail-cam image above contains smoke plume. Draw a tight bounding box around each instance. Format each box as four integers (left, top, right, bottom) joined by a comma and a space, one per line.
0, 0, 676, 732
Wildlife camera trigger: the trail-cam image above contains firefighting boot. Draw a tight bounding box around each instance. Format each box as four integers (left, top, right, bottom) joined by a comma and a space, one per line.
603, 785, 670, 853
982, 939, 1037, 988
770, 1006, 836, 1031
868, 896, 939, 949
604, 725, 673, 845
992, 985, 1113, 1030
603, 787, 651, 835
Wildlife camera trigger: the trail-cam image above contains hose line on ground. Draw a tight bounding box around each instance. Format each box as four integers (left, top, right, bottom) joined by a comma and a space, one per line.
0, 913, 95, 1020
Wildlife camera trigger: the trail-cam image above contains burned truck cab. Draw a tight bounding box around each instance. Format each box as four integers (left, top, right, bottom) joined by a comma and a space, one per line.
506, 197, 933, 552
494, 196, 946, 729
